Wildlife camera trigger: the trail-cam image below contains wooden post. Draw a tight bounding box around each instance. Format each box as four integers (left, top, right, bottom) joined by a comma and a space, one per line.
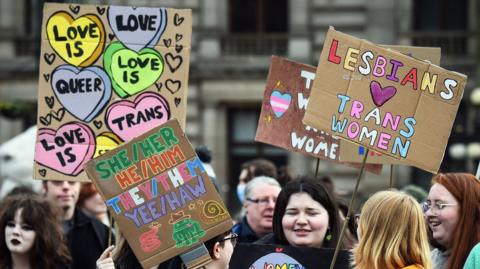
315, 158, 321, 178
328, 148, 369, 269
389, 164, 395, 188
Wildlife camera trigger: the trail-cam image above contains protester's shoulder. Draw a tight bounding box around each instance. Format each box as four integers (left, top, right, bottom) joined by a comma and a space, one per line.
254, 233, 276, 245
464, 243, 480, 269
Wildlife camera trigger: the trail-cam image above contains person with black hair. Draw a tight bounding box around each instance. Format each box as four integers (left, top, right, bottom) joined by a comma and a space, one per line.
96, 230, 238, 269
256, 176, 342, 250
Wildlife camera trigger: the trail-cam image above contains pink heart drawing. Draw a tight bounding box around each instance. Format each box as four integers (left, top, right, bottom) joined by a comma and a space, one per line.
35, 122, 95, 176
370, 81, 397, 107
105, 92, 170, 142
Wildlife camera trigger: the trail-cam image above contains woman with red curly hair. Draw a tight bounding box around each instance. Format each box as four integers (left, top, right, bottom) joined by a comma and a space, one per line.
423, 173, 480, 269
0, 195, 71, 269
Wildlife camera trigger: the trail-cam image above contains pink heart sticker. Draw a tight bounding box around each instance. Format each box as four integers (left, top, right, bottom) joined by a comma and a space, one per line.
370, 81, 397, 107
35, 122, 95, 176
105, 92, 171, 142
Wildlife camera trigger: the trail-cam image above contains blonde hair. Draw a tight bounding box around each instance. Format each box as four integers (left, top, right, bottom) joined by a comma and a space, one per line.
352, 190, 431, 269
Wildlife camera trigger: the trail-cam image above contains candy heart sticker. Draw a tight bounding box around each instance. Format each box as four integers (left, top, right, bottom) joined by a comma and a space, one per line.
269, 90, 292, 118
51, 65, 112, 122
104, 42, 164, 98
94, 132, 122, 157
46, 11, 105, 67
35, 122, 95, 176
105, 92, 170, 141
370, 80, 397, 107
108, 6, 167, 51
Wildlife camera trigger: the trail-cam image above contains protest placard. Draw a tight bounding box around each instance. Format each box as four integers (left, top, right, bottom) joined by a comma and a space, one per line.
34, 3, 191, 181
339, 45, 442, 164
303, 27, 466, 173
85, 119, 232, 268
255, 56, 382, 174
229, 243, 350, 269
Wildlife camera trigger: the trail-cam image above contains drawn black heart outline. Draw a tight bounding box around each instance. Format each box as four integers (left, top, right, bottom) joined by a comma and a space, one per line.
69, 5, 80, 14
39, 114, 52, 126
155, 82, 163, 91
96, 6, 106, 15
175, 33, 183, 42
163, 39, 172, 48
38, 169, 47, 177
94, 120, 103, 129
166, 79, 181, 94
43, 74, 50, 82
174, 13, 184, 26
174, 98, 181, 107
44, 53, 56, 65
51, 108, 66, 122
175, 44, 183, 53
45, 96, 55, 109
165, 53, 183, 73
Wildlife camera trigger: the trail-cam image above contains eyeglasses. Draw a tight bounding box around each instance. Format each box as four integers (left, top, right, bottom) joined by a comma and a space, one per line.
218, 233, 238, 247
421, 201, 457, 215
246, 197, 276, 206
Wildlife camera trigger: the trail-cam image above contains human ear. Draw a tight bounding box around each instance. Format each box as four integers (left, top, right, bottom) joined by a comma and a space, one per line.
212, 242, 222, 260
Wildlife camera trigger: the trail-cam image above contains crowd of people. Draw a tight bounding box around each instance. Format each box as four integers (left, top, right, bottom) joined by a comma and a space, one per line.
0, 154, 479, 269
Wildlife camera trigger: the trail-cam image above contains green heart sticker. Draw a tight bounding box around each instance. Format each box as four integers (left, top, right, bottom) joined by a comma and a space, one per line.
104, 42, 164, 98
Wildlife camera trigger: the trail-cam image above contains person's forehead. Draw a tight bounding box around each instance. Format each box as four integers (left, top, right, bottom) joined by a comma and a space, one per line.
428, 183, 455, 201
250, 183, 280, 197
287, 192, 324, 209
47, 180, 80, 187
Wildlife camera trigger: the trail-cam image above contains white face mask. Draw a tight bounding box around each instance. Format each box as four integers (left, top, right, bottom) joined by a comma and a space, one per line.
236, 184, 246, 203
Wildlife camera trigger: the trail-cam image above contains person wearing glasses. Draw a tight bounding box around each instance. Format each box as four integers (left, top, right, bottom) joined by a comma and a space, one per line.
423, 173, 480, 269
232, 176, 281, 243
352, 190, 431, 269
96, 230, 239, 269
256, 176, 342, 250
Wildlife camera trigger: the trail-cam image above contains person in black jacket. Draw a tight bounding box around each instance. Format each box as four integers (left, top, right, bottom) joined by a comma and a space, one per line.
43, 180, 112, 269
232, 176, 281, 243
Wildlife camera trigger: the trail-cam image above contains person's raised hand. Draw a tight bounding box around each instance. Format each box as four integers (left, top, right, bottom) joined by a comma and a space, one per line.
96, 245, 115, 269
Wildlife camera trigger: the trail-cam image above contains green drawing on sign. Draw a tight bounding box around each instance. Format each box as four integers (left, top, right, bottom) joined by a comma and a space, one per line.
172, 218, 206, 248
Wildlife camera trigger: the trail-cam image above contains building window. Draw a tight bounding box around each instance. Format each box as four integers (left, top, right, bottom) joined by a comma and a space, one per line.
413, 0, 468, 56
229, 0, 288, 33
227, 106, 288, 212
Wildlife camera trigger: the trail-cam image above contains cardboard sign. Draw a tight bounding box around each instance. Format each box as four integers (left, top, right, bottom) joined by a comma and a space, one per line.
85, 119, 232, 268
229, 243, 350, 269
34, 3, 191, 181
303, 28, 466, 173
255, 56, 381, 174
339, 45, 442, 164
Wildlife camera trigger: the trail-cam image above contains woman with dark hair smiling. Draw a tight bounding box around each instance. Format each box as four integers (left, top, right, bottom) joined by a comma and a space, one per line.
0, 195, 71, 269
257, 176, 341, 249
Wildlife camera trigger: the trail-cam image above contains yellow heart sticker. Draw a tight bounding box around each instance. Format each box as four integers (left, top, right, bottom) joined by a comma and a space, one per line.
46, 11, 105, 67
94, 132, 122, 158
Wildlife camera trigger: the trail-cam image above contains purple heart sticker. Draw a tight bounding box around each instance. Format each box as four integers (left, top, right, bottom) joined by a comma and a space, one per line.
370, 81, 397, 107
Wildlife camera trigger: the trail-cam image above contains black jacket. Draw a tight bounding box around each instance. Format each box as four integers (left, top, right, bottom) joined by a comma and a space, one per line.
232, 217, 261, 243
66, 208, 112, 269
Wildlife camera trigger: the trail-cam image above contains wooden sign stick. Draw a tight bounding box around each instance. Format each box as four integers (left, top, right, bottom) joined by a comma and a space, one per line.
315, 158, 321, 178
328, 148, 369, 269
390, 164, 395, 188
